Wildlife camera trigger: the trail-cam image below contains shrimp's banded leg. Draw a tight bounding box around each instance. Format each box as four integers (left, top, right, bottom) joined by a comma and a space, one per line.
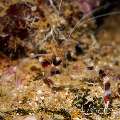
103, 76, 111, 112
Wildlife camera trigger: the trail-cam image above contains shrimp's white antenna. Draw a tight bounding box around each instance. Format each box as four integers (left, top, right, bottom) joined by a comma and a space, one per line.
68, 3, 110, 39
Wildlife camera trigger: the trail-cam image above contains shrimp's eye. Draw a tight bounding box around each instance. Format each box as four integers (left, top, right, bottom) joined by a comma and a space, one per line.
99, 69, 106, 78
75, 43, 84, 56
52, 56, 62, 66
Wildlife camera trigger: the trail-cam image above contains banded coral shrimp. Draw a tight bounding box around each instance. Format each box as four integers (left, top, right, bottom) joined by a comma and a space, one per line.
44, 0, 120, 114
30, 0, 120, 104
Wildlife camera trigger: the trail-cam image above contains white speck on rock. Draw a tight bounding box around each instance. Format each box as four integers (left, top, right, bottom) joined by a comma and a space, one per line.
31, 6, 37, 11
37, 90, 42, 95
